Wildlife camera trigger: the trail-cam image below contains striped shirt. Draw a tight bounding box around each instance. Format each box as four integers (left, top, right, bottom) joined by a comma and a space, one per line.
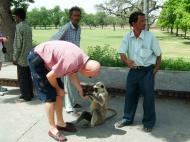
50, 21, 81, 47
13, 21, 33, 67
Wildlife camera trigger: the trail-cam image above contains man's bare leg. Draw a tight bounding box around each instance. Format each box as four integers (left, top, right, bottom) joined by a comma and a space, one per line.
45, 102, 59, 134
55, 96, 66, 127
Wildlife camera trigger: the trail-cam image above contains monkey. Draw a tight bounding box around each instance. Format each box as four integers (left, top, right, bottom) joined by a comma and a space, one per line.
76, 81, 117, 128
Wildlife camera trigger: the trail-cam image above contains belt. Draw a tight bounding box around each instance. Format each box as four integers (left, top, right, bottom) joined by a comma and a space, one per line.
133, 65, 152, 70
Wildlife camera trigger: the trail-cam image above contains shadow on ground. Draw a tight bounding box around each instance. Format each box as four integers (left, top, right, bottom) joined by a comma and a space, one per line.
148, 98, 190, 142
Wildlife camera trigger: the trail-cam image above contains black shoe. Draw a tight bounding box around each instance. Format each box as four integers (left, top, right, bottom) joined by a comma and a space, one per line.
115, 120, 132, 128
15, 97, 31, 103
73, 103, 82, 108
143, 127, 153, 132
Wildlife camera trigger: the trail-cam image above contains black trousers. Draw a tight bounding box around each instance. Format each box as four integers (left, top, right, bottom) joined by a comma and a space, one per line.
17, 64, 34, 100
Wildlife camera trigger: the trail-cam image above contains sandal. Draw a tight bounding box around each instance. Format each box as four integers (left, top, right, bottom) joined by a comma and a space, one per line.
48, 131, 67, 141
56, 122, 77, 132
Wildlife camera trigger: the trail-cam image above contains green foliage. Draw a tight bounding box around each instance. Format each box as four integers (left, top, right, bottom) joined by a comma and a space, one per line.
160, 58, 190, 71
11, 0, 34, 9
32, 40, 38, 47
87, 45, 125, 67
158, 0, 190, 36
88, 45, 190, 71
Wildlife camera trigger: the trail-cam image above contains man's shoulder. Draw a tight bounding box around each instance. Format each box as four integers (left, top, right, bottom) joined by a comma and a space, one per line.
61, 22, 71, 30
144, 30, 155, 37
123, 32, 132, 40
16, 21, 31, 30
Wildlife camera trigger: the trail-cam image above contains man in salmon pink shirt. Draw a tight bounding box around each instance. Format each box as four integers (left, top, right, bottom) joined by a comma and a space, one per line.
27, 40, 100, 141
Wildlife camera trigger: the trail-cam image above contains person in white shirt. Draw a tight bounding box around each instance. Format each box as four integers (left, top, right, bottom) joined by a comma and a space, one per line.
116, 11, 161, 132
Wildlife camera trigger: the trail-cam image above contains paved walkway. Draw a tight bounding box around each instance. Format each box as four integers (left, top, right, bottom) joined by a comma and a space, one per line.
0, 64, 190, 142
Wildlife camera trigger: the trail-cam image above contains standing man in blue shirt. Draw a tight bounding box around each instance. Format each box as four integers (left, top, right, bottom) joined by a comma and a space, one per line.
50, 7, 82, 114
116, 11, 161, 132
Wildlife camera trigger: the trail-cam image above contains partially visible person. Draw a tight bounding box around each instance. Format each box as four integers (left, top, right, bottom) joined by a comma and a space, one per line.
0, 31, 8, 94
116, 11, 161, 132
13, 8, 33, 102
50, 6, 82, 114
27, 40, 101, 141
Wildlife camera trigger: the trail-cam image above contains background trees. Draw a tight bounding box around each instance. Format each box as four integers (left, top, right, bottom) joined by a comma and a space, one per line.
158, 0, 190, 38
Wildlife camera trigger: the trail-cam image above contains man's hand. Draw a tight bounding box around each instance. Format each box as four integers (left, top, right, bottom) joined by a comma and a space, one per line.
153, 66, 159, 75
126, 59, 137, 69
2, 37, 8, 42
120, 54, 137, 69
56, 88, 65, 96
78, 88, 88, 100
153, 55, 161, 75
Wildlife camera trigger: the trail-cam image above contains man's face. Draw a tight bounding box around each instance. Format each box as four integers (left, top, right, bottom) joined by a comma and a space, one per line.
133, 15, 146, 31
70, 11, 81, 26
14, 16, 20, 23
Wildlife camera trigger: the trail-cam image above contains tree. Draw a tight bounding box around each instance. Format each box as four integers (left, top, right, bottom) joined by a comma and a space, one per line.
51, 6, 62, 28
0, 0, 34, 61
107, 16, 118, 30
95, 12, 108, 29
157, 0, 178, 34
60, 9, 69, 25
83, 14, 96, 29
38, 7, 51, 29
96, 0, 163, 29
175, 0, 190, 37
158, 0, 190, 37
27, 8, 40, 29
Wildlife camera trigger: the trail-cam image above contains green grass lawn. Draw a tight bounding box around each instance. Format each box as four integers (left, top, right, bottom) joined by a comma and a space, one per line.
33, 27, 190, 61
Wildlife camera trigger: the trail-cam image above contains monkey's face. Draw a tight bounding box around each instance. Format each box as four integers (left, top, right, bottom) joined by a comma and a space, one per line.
93, 82, 106, 94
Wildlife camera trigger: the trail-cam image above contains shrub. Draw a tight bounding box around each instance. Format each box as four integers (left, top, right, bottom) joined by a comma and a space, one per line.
87, 45, 190, 71
88, 45, 125, 67
160, 58, 190, 71
32, 40, 38, 47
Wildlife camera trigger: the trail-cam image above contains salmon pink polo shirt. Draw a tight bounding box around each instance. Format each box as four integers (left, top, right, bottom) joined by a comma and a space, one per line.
34, 40, 89, 77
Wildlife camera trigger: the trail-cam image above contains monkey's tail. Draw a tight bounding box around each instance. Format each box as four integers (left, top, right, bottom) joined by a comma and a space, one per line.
105, 108, 117, 121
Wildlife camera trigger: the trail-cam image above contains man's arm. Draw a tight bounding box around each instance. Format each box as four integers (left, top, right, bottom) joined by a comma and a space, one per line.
153, 55, 161, 75
120, 53, 137, 69
49, 26, 66, 40
13, 26, 22, 64
70, 73, 88, 99
46, 71, 64, 96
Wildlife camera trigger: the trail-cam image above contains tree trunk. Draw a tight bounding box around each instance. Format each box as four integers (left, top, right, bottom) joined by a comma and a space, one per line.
0, 0, 16, 61
176, 26, 178, 36
184, 27, 187, 37
170, 27, 173, 34
113, 24, 116, 31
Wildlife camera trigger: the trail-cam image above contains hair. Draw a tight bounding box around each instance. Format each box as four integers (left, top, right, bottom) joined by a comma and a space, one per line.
69, 6, 81, 18
13, 8, 26, 20
129, 11, 145, 26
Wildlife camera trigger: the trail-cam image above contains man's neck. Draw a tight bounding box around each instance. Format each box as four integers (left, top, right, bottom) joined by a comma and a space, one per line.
70, 21, 79, 29
17, 20, 24, 24
133, 29, 142, 38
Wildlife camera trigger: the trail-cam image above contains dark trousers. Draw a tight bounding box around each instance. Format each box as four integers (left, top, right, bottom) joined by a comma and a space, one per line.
123, 66, 156, 128
17, 64, 34, 100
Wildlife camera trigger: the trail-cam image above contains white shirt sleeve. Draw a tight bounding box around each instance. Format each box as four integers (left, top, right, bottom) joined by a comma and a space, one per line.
118, 34, 129, 54
151, 34, 161, 56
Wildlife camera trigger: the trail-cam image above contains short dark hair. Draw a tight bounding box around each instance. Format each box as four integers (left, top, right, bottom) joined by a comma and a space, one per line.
13, 8, 26, 20
69, 6, 81, 17
129, 11, 145, 26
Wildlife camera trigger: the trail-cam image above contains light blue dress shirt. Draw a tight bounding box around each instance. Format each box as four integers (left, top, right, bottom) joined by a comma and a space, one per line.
118, 30, 161, 66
